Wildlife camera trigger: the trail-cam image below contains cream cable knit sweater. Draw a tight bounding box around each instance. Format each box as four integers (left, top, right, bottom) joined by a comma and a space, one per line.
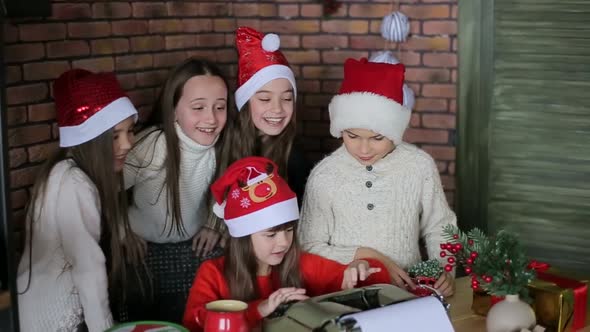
299, 143, 457, 269
124, 123, 216, 243
17, 160, 113, 332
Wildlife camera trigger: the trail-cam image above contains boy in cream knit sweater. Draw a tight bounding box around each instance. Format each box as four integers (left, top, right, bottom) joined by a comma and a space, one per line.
299, 58, 457, 297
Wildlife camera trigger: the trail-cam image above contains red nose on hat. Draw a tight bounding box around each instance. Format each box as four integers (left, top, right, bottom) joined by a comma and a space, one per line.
211, 156, 299, 238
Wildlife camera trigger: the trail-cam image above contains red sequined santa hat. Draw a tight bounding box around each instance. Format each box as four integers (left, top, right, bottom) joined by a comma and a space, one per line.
53, 69, 138, 147
329, 58, 411, 144
211, 156, 299, 237
234, 26, 297, 111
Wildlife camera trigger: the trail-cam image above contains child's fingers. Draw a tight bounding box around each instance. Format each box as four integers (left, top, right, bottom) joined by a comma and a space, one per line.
358, 263, 368, 281
434, 272, 447, 288
367, 267, 381, 277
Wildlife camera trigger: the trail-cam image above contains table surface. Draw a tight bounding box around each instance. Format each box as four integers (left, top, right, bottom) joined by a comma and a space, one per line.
449, 277, 590, 332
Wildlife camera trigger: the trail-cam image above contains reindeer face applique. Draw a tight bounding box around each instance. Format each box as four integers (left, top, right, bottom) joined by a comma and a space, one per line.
239, 163, 278, 203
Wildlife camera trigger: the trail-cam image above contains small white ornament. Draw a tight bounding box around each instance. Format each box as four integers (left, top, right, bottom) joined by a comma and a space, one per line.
262, 33, 280, 52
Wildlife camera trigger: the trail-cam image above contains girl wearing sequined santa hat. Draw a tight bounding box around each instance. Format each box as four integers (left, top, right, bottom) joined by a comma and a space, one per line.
182, 157, 390, 332
299, 58, 458, 297
211, 27, 311, 229
17, 69, 145, 332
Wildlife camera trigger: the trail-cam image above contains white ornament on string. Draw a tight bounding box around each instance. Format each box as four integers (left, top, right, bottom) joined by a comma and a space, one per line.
380, 11, 410, 42
369, 51, 416, 110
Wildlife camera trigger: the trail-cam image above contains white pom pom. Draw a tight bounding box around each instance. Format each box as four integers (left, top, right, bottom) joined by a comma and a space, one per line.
213, 201, 226, 219
380, 11, 410, 42
369, 51, 400, 65
262, 33, 280, 52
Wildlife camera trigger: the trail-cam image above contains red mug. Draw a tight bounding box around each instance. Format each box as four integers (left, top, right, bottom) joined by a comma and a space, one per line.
204, 300, 249, 332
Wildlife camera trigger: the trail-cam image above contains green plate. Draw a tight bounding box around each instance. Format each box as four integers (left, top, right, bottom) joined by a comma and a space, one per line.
105, 321, 189, 332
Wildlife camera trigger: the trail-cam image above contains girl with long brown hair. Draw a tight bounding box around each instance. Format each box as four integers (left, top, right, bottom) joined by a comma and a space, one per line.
123, 58, 231, 322
16, 69, 143, 332
182, 157, 391, 332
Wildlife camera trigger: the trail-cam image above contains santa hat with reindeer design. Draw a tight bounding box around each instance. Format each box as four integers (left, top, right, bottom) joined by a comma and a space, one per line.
211, 157, 299, 237
234, 26, 297, 111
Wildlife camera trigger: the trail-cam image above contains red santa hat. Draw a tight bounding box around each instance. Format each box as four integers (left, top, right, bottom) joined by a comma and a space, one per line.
53, 69, 138, 147
329, 58, 411, 144
234, 26, 297, 111
211, 156, 299, 237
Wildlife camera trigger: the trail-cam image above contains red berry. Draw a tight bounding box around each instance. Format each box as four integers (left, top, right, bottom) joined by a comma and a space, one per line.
447, 257, 456, 264
440, 243, 446, 249
471, 284, 479, 290
454, 243, 463, 250
465, 267, 472, 274
453, 234, 459, 239
485, 276, 493, 283
440, 251, 447, 258
444, 265, 453, 272
466, 258, 473, 264
450, 248, 458, 254
468, 239, 474, 246
471, 280, 479, 286
471, 252, 478, 259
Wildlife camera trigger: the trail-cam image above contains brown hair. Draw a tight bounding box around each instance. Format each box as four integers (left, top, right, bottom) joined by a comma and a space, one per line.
130, 58, 232, 237
21, 128, 145, 298
224, 221, 302, 301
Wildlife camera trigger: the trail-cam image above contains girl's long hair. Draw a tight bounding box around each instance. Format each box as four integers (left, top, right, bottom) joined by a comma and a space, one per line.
224, 221, 302, 301
20, 128, 145, 299
128, 58, 232, 237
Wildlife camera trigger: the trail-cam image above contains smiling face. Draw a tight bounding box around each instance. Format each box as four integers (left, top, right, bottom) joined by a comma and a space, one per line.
247, 78, 294, 136
341, 128, 395, 166
112, 116, 135, 173
251, 224, 294, 275
174, 75, 228, 145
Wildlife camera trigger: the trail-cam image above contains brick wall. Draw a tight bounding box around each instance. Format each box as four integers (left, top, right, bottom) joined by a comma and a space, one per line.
4, 0, 457, 235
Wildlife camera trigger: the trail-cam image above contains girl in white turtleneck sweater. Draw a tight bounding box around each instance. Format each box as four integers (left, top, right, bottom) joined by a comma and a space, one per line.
121, 58, 231, 323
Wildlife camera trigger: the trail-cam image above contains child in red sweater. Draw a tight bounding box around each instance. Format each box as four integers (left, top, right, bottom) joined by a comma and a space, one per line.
182, 157, 391, 331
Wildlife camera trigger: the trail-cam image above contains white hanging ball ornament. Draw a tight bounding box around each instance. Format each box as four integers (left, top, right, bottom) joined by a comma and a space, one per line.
381, 11, 410, 42
369, 51, 400, 65
262, 33, 280, 52
403, 84, 415, 110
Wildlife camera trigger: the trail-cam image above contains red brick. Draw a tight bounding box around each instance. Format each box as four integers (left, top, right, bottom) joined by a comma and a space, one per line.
117, 73, 137, 90
6, 84, 48, 105
68, 22, 111, 38
4, 43, 44, 63
116, 54, 153, 71
298, 80, 320, 93
196, 34, 225, 47
302, 35, 347, 49
261, 20, 320, 34
127, 88, 156, 107
72, 57, 115, 73
28, 103, 55, 122
322, 50, 368, 64
279, 35, 300, 48
92, 2, 131, 18
154, 51, 188, 68
7, 107, 27, 126
436, 161, 448, 173
449, 99, 456, 113
10, 165, 41, 188
236, 19, 261, 30
6, 66, 22, 84
11, 189, 28, 210
322, 20, 368, 34
8, 124, 51, 147
131, 36, 164, 52
91, 38, 130, 55
422, 145, 455, 161
451, 69, 457, 83
350, 35, 388, 49
406, 68, 450, 83
440, 175, 455, 190
300, 4, 322, 17
185, 50, 216, 61
399, 51, 422, 66
199, 2, 228, 16
213, 19, 235, 32
423, 21, 457, 35
304, 94, 332, 107
9, 148, 27, 168
258, 4, 278, 17
215, 49, 237, 63
423, 53, 456, 67
279, 4, 299, 18
452, 4, 458, 19
448, 161, 455, 175
405, 37, 450, 51
445, 191, 454, 206
282, 50, 320, 64
422, 114, 456, 129
167, 2, 199, 16
28, 141, 59, 163
132, 2, 167, 18
400, 4, 450, 19
47, 40, 90, 58
452, 37, 458, 52
149, 19, 183, 33
4, 22, 18, 43
303, 66, 343, 79
51, 3, 91, 20
136, 70, 168, 88
304, 121, 330, 137
321, 80, 340, 94
349, 4, 391, 18
404, 128, 448, 144
112, 20, 148, 36
165, 35, 195, 50
410, 113, 421, 127
181, 19, 213, 33
422, 84, 456, 98
233, 3, 269, 17
52, 123, 59, 139
415, 98, 448, 112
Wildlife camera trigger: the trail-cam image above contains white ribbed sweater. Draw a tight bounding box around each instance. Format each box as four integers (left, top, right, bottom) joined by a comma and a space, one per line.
124, 124, 216, 243
17, 160, 113, 332
299, 143, 457, 269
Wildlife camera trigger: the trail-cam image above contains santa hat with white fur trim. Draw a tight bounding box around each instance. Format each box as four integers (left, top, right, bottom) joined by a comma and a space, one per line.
54, 69, 138, 147
329, 58, 411, 144
211, 156, 299, 237
234, 26, 297, 111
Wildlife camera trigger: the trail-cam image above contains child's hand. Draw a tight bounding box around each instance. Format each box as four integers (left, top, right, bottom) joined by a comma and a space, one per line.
433, 272, 455, 297
341, 260, 382, 290
382, 258, 415, 290
257, 287, 308, 317
192, 228, 221, 257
